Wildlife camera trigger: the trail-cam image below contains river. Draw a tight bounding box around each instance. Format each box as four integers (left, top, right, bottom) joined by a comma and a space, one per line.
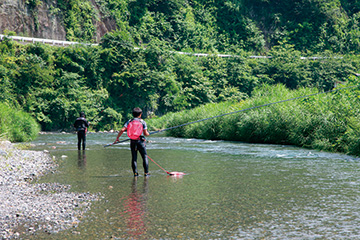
29, 132, 360, 239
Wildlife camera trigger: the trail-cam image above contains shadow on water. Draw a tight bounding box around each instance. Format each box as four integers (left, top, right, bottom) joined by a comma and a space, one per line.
28, 132, 360, 239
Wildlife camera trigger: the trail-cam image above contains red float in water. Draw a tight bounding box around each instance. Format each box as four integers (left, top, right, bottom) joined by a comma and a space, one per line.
168, 171, 186, 176
148, 156, 186, 177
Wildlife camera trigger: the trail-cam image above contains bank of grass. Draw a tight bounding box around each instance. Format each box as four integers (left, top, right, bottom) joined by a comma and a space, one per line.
147, 82, 360, 156
0, 103, 40, 142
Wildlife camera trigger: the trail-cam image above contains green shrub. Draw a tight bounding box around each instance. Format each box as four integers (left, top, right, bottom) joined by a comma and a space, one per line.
0, 103, 40, 142
148, 83, 360, 156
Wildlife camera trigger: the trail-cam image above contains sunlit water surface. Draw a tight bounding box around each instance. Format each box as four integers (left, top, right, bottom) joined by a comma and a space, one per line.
28, 132, 360, 239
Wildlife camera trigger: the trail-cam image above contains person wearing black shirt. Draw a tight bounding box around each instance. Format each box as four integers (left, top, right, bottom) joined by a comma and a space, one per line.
73, 112, 89, 150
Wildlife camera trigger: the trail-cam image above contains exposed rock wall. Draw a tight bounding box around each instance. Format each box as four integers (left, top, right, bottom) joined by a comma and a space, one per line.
0, 0, 117, 42
91, 0, 117, 42
0, 0, 66, 40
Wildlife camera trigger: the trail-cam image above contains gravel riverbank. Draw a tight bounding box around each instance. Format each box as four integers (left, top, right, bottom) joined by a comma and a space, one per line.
0, 141, 100, 239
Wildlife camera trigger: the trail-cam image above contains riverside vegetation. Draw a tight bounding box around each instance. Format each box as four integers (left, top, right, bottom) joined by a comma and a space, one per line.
148, 82, 360, 156
1, 0, 360, 156
0, 103, 40, 142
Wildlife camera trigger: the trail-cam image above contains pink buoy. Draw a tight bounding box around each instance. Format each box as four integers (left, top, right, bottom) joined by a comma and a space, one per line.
147, 155, 186, 177
168, 171, 186, 176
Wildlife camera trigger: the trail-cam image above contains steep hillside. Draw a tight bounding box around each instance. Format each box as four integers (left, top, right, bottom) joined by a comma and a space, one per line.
1, 0, 360, 53
0, 0, 116, 41
0, 0, 66, 39
0, 0, 360, 133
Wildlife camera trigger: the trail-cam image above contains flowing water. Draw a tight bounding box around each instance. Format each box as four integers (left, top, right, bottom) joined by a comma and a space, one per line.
29, 132, 360, 239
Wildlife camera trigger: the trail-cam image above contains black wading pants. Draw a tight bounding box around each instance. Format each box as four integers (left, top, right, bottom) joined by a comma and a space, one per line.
77, 130, 86, 150
130, 139, 149, 174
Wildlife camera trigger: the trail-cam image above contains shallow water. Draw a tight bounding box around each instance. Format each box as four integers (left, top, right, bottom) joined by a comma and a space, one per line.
29, 132, 360, 239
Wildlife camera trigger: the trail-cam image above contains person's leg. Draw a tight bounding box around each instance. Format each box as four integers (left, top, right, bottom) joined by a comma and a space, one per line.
77, 132, 82, 150
138, 141, 149, 175
130, 140, 138, 175
82, 132, 86, 150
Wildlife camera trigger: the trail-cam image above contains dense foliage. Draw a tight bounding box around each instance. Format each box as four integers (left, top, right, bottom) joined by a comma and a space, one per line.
48, 0, 360, 54
0, 36, 359, 133
2, 0, 360, 148
148, 82, 360, 156
0, 103, 40, 142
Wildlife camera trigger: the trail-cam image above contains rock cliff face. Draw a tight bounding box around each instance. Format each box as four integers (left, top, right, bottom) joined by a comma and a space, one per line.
91, 0, 117, 42
0, 0, 116, 41
0, 0, 66, 40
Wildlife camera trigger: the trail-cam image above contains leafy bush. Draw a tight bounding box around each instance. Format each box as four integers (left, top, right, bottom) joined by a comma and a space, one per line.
0, 103, 40, 142
149, 83, 360, 156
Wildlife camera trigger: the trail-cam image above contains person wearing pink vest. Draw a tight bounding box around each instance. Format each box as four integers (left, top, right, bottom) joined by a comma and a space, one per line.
114, 108, 150, 177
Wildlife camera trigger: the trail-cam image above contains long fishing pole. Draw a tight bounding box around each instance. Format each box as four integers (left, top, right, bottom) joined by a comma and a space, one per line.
82, 109, 104, 136
103, 128, 162, 147
89, 109, 105, 123
104, 84, 360, 147
149, 84, 360, 135
104, 138, 130, 147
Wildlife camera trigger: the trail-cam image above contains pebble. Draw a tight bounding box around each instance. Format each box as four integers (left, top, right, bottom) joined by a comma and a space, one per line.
0, 141, 100, 239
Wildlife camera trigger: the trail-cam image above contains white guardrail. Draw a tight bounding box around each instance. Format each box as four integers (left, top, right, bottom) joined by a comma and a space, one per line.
0, 34, 344, 60
0, 34, 98, 46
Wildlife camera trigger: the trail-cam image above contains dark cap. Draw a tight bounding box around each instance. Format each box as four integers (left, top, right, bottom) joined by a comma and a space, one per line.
132, 108, 142, 117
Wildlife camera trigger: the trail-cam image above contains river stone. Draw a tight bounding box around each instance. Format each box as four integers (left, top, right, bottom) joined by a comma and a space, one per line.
0, 142, 101, 239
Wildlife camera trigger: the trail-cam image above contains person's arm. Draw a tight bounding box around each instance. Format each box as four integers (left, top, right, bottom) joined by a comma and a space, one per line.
114, 126, 127, 143
142, 120, 150, 136
143, 129, 150, 136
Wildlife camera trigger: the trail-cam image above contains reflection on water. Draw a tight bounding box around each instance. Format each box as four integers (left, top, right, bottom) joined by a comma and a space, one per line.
121, 177, 148, 238
77, 150, 87, 169
28, 132, 360, 239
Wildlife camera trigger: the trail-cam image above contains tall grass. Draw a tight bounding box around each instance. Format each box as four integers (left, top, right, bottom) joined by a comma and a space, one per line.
0, 103, 40, 142
147, 82, 360, 156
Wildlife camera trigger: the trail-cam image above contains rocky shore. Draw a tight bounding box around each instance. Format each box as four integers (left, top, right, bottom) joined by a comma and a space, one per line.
0, 141, 100, 239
